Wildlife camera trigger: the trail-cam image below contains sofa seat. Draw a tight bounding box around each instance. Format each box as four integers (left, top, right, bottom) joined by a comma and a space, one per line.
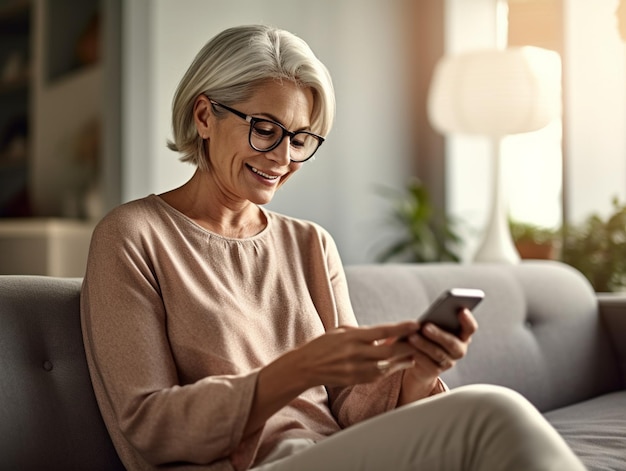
546, 390, 626, 471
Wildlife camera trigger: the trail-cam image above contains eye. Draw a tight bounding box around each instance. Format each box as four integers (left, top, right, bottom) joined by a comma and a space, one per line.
290, 135, 306, 149
252, 120, 279, 140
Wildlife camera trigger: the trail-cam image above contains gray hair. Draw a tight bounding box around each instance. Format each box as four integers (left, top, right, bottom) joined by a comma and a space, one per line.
166, 25, 336, 170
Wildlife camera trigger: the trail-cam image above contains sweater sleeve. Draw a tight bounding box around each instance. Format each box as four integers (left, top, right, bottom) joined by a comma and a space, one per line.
80, 208, 262, 468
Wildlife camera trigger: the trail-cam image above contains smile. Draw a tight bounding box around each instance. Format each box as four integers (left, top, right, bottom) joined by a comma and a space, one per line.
247, 164, 280, 180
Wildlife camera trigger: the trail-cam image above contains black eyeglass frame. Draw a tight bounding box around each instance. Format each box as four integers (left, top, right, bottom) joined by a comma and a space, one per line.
207, 98, 325, 163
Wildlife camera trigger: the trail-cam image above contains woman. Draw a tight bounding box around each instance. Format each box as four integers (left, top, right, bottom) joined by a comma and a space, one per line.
81, 25, 585, 471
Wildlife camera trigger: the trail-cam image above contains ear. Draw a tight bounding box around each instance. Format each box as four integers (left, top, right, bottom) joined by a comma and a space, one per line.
193, 95, 213, 139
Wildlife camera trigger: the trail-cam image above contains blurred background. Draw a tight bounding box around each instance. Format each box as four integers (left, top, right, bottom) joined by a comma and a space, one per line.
0, 0, 625, 286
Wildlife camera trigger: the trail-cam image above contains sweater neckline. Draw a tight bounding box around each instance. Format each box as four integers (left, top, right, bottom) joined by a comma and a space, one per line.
149, 194, 272, 242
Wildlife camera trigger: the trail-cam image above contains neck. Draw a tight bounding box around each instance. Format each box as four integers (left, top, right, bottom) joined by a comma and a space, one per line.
159, 169, 266, 238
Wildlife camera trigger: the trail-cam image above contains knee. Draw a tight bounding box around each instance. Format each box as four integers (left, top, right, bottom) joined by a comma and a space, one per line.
452, 384, 532, 406
450, 384, 542, 424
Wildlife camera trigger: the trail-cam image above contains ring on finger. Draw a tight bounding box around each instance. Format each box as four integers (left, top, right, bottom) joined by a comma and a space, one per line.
376, 360, 391, 372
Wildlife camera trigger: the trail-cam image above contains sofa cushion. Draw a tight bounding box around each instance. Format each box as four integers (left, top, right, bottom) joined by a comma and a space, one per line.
345, 261, 622, 412
545, 390, 626, 471
0, 275, 124, 470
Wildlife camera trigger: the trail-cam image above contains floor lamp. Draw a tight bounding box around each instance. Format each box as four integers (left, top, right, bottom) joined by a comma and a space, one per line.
427, 46, 562, 263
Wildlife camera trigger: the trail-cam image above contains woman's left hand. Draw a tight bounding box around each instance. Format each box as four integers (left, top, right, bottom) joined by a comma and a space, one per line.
397, 308, 478, 405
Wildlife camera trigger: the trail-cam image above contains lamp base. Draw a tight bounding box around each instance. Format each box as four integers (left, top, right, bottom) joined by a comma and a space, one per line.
473, 225, 521, 263
473, 137, 520, 264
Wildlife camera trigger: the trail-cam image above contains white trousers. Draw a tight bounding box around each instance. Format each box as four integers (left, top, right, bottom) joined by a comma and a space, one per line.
251, 384, 586, 471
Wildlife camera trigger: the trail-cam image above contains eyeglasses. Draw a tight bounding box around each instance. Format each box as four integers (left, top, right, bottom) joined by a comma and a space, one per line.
207, 98, 324, 162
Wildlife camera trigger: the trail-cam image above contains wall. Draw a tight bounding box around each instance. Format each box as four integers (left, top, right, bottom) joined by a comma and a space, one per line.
122, 0, 414, 264
563, 0, 626, 223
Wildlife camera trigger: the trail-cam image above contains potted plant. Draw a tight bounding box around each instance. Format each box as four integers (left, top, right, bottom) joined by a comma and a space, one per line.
374, 178, 462, 263
509, 219, 560, 260
560, 197, 626, 292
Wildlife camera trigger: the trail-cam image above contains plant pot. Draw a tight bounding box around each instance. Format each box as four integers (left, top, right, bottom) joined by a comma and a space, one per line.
515, 240, 556, 260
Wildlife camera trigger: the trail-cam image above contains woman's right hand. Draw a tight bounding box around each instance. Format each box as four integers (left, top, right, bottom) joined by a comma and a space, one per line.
293, 322, 420, 387
244, 322, 418, 436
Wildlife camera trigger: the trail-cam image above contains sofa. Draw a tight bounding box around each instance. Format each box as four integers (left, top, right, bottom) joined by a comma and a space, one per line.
1, 260, 624, 470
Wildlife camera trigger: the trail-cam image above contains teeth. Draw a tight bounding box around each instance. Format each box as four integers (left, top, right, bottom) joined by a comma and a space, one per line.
250, 166, 279, 180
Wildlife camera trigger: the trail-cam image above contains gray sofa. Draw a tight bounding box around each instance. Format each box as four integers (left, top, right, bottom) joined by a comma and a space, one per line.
1, 260, 624, 470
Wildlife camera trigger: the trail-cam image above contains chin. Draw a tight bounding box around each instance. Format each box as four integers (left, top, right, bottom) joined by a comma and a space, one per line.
249, 190, 277, 206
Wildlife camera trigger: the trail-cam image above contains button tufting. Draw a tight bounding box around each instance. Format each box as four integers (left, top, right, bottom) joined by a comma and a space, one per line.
43, 360, 53, 371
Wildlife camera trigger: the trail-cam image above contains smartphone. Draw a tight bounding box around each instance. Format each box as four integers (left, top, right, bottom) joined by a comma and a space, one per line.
417, 288, 485, 336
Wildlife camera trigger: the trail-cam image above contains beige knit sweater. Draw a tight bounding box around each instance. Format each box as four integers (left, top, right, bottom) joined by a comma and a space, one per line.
80, 195, 405, 471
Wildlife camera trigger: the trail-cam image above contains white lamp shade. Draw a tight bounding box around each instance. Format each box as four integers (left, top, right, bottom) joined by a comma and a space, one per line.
427, 47, 562, 137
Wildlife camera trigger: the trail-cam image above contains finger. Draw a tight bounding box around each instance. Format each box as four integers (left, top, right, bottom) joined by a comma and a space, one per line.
457, 308, 478, 342
357, 336, 418, 363
403, 345, 447, 372
408, 326, 461, 364
330, 325, 418, 363
428, 324, 467, 360
420, 323, 458, 347
343, 321, 419, 344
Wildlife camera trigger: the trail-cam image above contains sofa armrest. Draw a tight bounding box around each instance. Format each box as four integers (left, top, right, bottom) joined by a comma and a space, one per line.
598, 293, 626, 388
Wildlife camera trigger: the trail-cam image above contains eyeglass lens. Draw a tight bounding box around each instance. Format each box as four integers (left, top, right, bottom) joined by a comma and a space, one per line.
250, 120, 319, 162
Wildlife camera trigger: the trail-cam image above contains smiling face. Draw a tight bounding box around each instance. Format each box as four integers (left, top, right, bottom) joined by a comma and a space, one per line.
195, 80, 315, 206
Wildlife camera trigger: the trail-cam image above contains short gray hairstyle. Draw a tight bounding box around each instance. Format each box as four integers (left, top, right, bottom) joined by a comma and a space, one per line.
167, 25, 336, 170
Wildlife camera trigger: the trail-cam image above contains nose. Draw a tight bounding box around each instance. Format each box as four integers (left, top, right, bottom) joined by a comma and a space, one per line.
267, 135, 291, 165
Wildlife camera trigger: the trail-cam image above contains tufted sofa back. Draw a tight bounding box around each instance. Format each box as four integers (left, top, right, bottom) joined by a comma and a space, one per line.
0, 276, 125, 470
345, 260, 622, 412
